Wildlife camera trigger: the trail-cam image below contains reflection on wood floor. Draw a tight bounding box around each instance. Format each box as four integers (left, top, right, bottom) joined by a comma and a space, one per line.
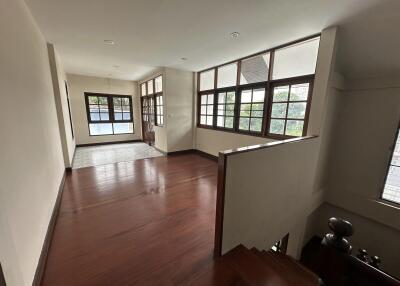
42, 153, 219, 286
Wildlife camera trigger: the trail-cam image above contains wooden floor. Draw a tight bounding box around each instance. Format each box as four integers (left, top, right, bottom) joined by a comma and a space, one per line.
42, 153, 219, 286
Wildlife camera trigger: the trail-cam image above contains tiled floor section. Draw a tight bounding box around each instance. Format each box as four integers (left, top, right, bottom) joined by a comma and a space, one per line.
72, 142, 164, 169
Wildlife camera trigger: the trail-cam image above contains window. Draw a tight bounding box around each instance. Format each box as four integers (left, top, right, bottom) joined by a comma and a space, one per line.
267, 82, 311, 137
199, 93, 214, 126
273, 37, 320, 80
240, 53, 270, 85
197, 35, 319, 139
217, 63, 237, 88
217, 91, 235, 129
141, 83, 147, 96
85, 93, 134, 136
155, 76, 162, 93
382, 127, 400, 204
199, 70, 215, 91
239, 88, 265, 133
147, 80, 154, 95
155, 94, 164, 126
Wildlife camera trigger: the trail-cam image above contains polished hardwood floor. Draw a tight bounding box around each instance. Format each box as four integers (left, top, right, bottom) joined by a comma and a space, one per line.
42, 153, 219, 286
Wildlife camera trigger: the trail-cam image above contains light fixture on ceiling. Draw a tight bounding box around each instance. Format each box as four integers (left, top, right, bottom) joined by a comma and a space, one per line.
113, 65, 120, 68
230, 32, 240, 39
104, 40, 115, 45
181, 57, 188, 61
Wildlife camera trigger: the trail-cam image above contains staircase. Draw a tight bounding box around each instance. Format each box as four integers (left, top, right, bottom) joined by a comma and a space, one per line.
191, 245, 322, 286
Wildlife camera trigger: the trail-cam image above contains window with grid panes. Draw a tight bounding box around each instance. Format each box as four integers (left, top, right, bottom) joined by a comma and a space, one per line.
216, 91, 235, 129
268, 82, 310, 137
238, 88, 265, 132
155, 94, 164, 126
199, 93, 214, 126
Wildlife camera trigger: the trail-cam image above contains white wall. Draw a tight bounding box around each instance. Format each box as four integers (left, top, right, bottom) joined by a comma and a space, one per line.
0, 0, 65, 284
164, 68, 194, 152
67, 74, 141, 145
222, 137, 319, 257
48, 43, 76, 167
138, 68, 194, 153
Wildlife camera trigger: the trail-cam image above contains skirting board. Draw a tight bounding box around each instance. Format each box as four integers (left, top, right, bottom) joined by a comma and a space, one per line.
167, 149, 218, 161
76, 139, 142, 148
32, 169, 68, 286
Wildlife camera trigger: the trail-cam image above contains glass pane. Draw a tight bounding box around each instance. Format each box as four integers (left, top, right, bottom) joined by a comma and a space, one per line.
114, 112, 122, 120
100, 112, 109, 121
251, 103, 264, 110
225, 108, 234, 116
217, 116, 224, 127
217, 63, 238, 88
122, 105, 131, 112
113, 123, 134, 134
89, 123, 113, 135
200, 70, 215, 91
226, 104, 235, 111
201, 94, 207, 104
287, 102, 307, 119
123, 112, 131, 120
200, 106, 206, 115
218, 106, 225, 115
89, 96, 98, 104
269, 119, 285, 134
200, 115, 206, 125
241, 90, 252, 103
147, 80, 154, 94
141, 83, 147, 96
273, 86, 289, 102
250, 118, 263, 132
207, 105, 214, 115
251, 110, 263, 117
383, 166, 400, 204
206, 116, 213, 125
273, 37, 320, 79
99, 105, 109, 112
90, 112, 100, 121
155, 76, 163, 93
271, 103, 287, 118
253, 89, 265, 102
290, 83, 310, 101
225, 117, 234, 128
98, 97, 108, 105
285, 120, 304, 136
89, 105, 99, 112
122, 98, 130, 105
159, 96, 163, 105
240, 53, 270, 84
114, 105, 122, 112
113, 97, 121, 106
226, 92, 235, 103
218, 93, 226, 103
239, 118, 250, 130
207, 94, 214, 104
240, 104, 251, 116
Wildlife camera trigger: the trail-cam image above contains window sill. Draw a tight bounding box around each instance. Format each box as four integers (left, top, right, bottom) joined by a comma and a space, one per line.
89, 132, 135, 136
376, 198, 400, 210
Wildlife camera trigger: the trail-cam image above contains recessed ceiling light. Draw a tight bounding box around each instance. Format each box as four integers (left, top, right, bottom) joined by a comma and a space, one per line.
113, 65, 120, 68
181, 57, 188, 61
230, 32, 240, 39
104, 40, 115, 45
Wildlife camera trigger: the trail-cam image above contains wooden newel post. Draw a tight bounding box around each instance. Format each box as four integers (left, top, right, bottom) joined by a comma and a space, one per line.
321, 217, 354, 253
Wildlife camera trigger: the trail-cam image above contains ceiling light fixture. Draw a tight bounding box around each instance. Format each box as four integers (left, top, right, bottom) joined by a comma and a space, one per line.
113, 65, 120, 68
181, 57, 187, 61
104, 40, 115, 45
230, 32, 240, 39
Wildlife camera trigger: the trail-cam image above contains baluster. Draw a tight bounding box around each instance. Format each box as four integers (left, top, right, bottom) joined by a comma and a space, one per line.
357, 248, 368, 262
321, 217, 354, 253
369, 256, 381, 269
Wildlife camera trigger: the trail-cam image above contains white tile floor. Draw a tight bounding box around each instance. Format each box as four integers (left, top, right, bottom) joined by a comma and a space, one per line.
72, 142, 164, 169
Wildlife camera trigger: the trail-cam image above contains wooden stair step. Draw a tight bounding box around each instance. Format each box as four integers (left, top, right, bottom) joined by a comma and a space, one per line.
185, 258, 249, 286
261, 250, 320, 286
223, 245, 290, 286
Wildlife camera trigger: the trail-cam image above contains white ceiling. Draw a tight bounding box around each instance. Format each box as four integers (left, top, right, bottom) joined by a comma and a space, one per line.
24, 0, 399, 80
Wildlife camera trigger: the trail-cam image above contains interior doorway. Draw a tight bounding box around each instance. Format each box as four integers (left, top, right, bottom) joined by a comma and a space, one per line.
141, 96, 155, 146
